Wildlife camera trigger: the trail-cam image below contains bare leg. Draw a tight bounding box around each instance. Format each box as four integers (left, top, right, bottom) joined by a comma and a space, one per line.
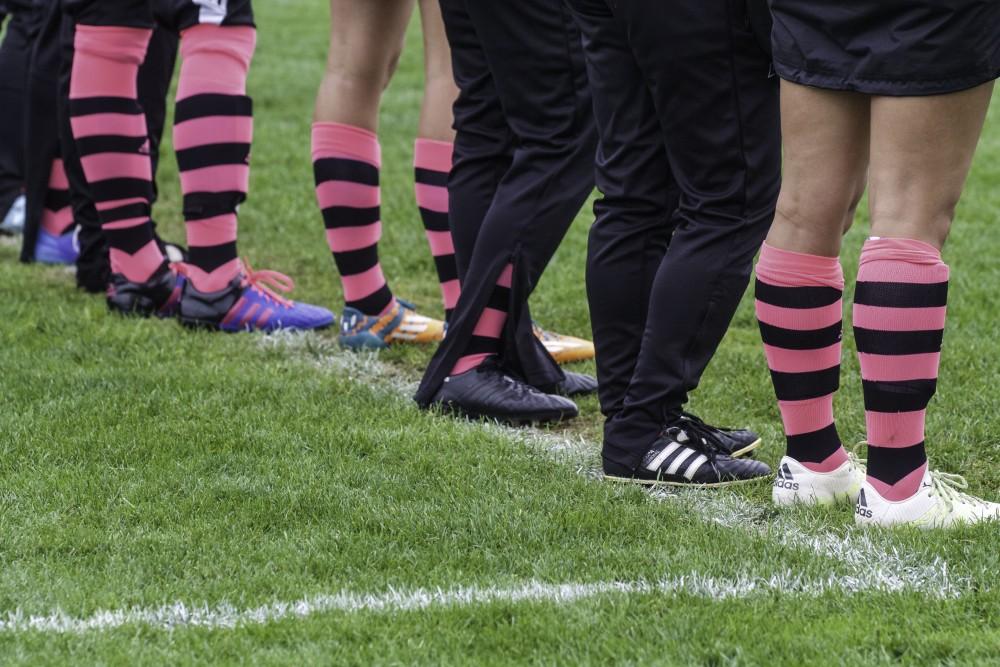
766, 81, 870, 256
314, 0, 415, 129
417, 0, 458, 141
868, 82, 995, 248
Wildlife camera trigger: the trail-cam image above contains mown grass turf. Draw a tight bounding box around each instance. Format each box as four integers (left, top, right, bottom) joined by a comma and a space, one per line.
1, 0, 1000, 663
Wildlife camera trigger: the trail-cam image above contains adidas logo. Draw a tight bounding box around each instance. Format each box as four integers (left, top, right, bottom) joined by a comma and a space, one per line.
855, 488, 873, 519
773, 462, 799, 491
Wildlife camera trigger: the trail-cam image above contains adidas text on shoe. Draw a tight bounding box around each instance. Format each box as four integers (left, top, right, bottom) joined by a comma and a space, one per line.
772, 455, 866, 506
856, 468, 1000, 529
603, 426, 771, 488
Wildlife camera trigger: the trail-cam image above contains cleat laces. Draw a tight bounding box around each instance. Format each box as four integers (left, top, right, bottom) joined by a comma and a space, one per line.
240, 258, 294, 308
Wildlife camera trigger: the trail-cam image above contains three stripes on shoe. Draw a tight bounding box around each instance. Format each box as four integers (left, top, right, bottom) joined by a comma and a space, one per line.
642, 438, 709, 481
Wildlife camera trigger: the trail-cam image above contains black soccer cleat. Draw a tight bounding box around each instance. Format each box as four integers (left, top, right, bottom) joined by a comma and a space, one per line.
106, 264, 184, 318
554, 371, 598, 397
677, 412, 761, 458
603, 426, 771, 487
430, 359, 579, 425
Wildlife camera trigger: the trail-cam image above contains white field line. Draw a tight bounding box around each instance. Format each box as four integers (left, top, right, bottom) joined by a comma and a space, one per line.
0, 571, 954, 635
261, 332, 959, 593
0, 333, 961, 637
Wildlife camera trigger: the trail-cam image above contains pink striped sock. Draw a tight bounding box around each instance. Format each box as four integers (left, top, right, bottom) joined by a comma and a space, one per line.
414, 139, 459, 320
40, 158, 74, 236
174, 24, 256, 293
69, 25, 164, 283
313, 122, 394, 316
451, 263, 513, 376
755, 243, 848, 472
854, 237, 947, 501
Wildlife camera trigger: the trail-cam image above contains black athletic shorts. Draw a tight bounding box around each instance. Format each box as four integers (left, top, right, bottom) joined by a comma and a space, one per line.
770, 0, 1000, 95
63, 0, 253, 31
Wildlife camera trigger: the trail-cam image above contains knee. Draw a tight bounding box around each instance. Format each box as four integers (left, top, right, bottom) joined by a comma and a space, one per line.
869, 189, 956, 248
842, 175, 867, 236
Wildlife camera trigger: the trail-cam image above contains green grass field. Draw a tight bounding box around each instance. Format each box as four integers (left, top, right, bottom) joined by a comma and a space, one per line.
2, 1, 1000, 663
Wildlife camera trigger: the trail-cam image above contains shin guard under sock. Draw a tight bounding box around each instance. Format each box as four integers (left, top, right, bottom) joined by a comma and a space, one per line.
755, 243, 848, 472
855, 237, 947, 500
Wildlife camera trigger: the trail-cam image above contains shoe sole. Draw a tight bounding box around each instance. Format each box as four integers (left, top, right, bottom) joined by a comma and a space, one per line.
730, 438, 762, 459
181, 315, 335, 333
603, 473, 772, 489
436, 402, 577, 426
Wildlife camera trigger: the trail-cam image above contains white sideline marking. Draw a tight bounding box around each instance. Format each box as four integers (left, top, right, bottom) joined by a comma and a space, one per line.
262, 332, 959, 594
0, 571, 957, 635
0, 334, 960, 636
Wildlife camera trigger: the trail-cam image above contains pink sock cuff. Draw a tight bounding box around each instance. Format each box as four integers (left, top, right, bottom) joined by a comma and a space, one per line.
73, 25, 151, 64
756, 243, 843, 289
414, 139, 453, 172
177, 25, 256, 98
312, 122, 380, 166
859, 237, 949, 282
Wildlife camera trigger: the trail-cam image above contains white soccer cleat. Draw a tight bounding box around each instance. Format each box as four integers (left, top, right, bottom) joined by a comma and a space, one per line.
855, 468, 1000, 529
772, 454, 866, 506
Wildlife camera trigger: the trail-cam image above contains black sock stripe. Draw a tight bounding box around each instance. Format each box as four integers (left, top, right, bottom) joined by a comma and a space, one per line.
346, 285, 393, 317
414, 167, 448, 187
75, 134, 148, 157
188, 242, 239, 273
183, 192, 246, 220
104, 223, 155, 255
69, 96, 140, 116
486, 286, 512, 312
418, 208, 450, 233
90, 178, 153, 203
176, 143, 251, 172
867, 441, 927, 486
769, 366, 840, 401
44, 189, 71, 211
862, 379, 936, 412
759, 321, 842, 350
313, 157, 379, 186
785, 422, 841, 460
100, 201, 151, 224
854, 327, 944, 355
463, 335, 503, 357
321, 206, 380, 229
754, 281, 841, 309
174, 94, 252, 124
332, 246, 380, 277
854, 281, 948, 308
433, 255, 459, 283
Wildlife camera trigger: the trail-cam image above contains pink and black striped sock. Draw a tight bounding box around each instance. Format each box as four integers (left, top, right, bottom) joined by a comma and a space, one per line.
755, 243, 849, 472
854, 237, 947, 501
414, 139, 459, 320
450, 263, 512, 376
173, 25, 256, 293
69, 25, 164, 283
40, 158, 75, 237
312, 122, 395, 316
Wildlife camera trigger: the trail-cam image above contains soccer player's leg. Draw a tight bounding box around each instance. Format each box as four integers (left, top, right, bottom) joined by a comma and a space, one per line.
34, 158, 79, 264
756, 82, 868, 505
314, 0, 443, 348
855, 82, 999, 528
65, 0, 182, 317
164, 0, 332, 331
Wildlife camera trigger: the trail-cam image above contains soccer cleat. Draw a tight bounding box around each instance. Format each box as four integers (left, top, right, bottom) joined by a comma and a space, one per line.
0, 194, 25, 235
429, 358, 579, 425
533, 323, 595, 364
855, 468, 1000, 529
676, 412, 761, 458
772, 454, 866, 506
554, 370, 598, 397
178, 260, 335, 332
603, 426, 772, 487
339, 299, 444, 350
106, 264, 184, 318
34, 226, 80, 265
